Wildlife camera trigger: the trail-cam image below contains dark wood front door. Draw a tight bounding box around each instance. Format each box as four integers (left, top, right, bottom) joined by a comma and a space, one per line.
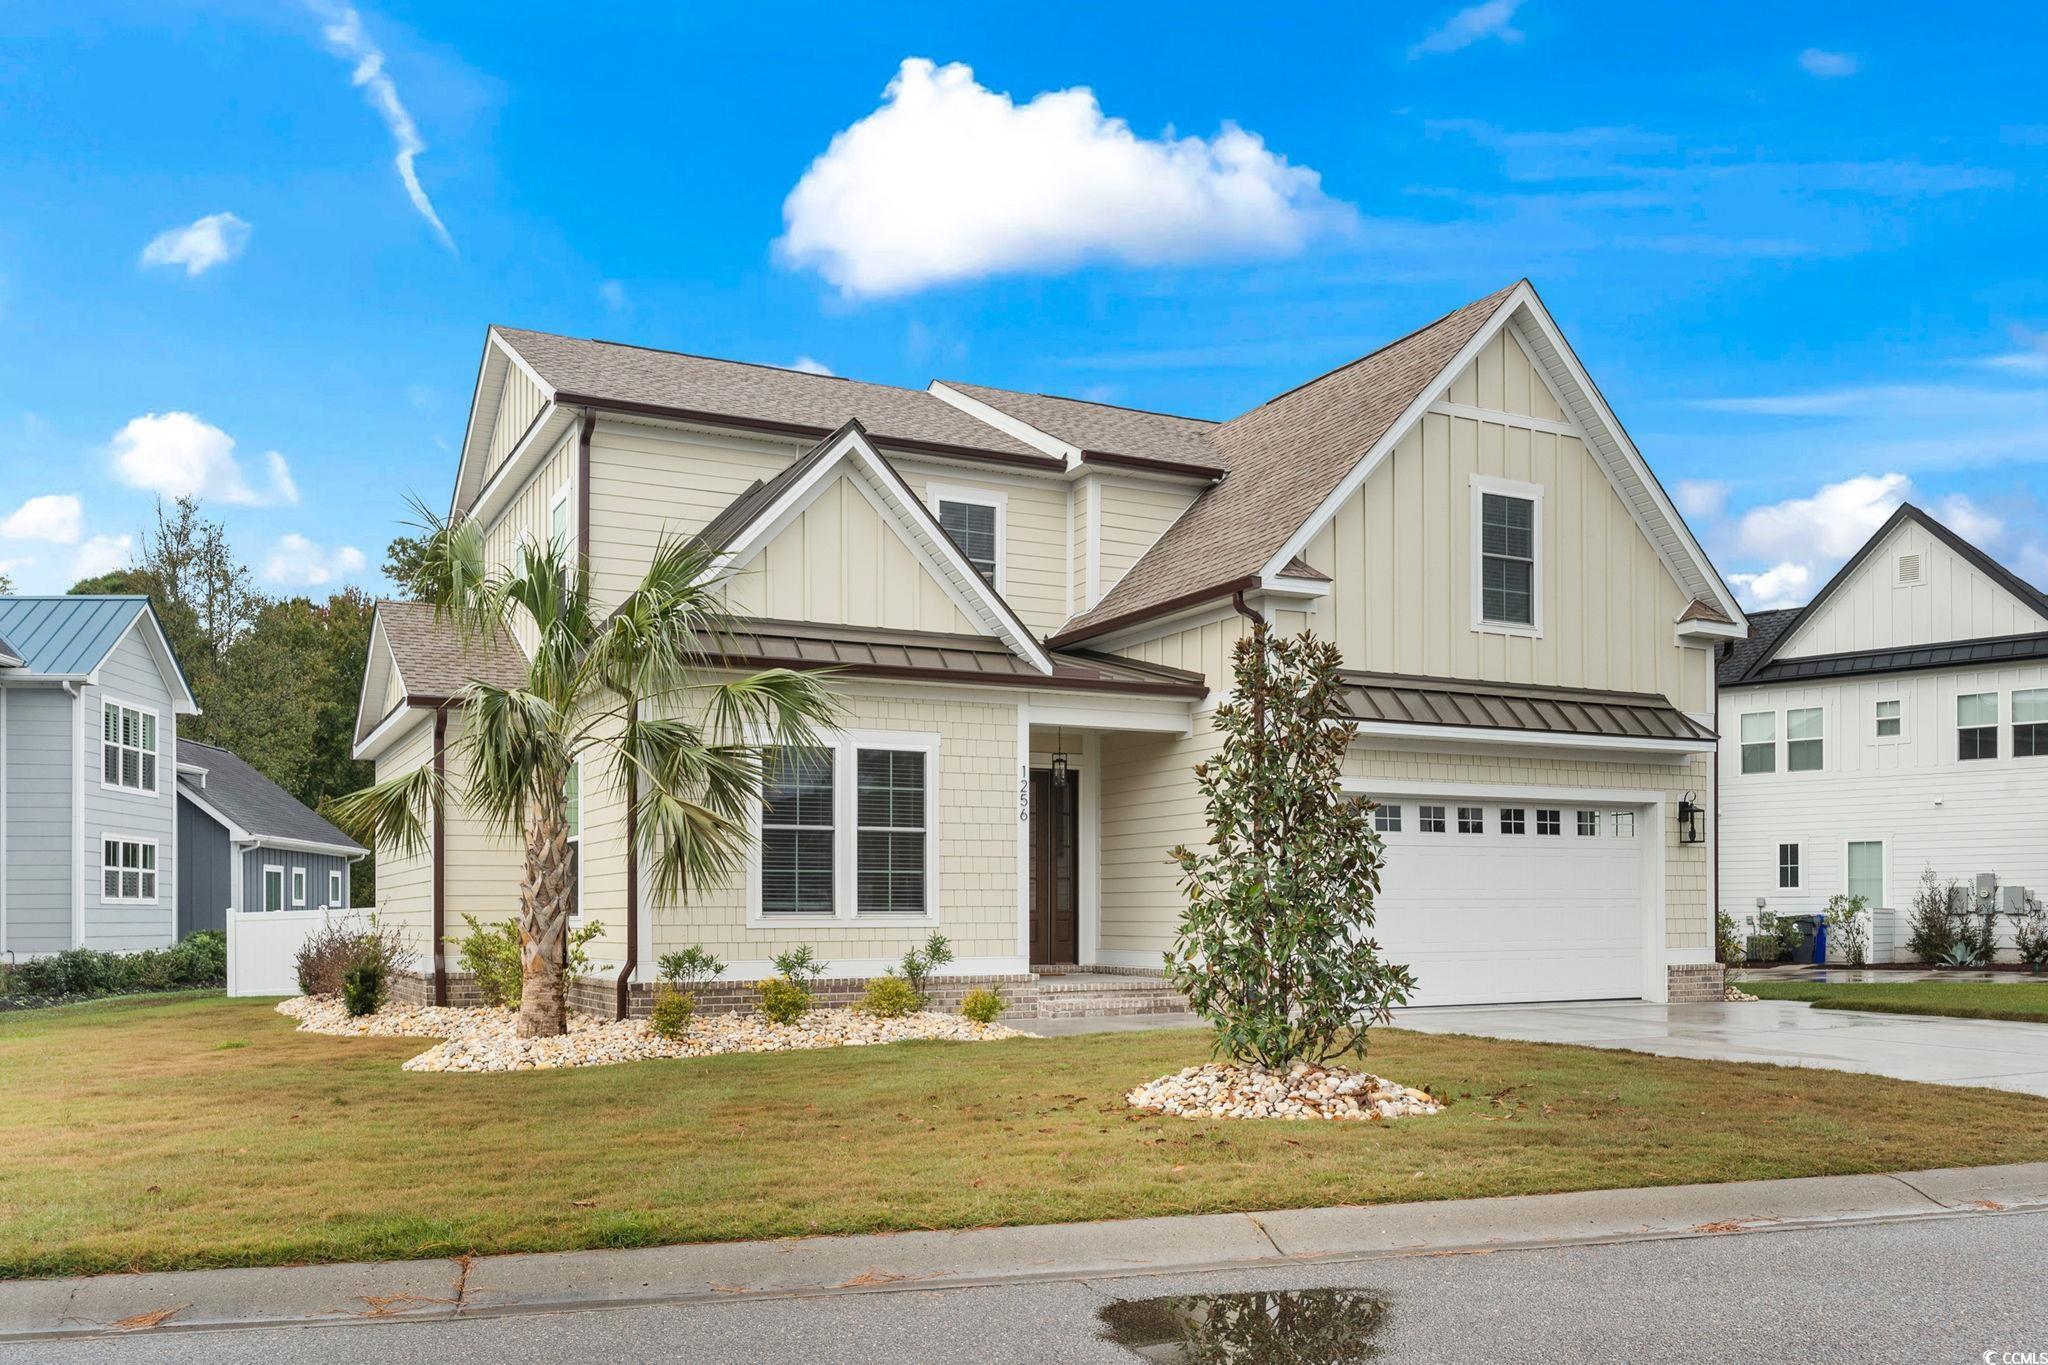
1029, 768, 1080, 965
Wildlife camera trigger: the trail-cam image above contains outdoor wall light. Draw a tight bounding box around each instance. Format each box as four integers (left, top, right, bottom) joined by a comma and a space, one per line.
1677, 792, 1705, 844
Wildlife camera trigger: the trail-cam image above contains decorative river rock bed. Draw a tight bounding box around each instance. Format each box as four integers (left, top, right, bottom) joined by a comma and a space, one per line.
277, 995, 1024, 1073
1127, 1061, 1443, 1121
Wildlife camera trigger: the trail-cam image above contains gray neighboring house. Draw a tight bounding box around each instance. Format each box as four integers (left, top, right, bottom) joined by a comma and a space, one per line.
174, 740, 366, 936
0, 595, 199, 956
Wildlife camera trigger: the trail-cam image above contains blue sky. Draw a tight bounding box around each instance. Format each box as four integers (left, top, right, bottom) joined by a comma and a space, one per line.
2, 1, 2045, 609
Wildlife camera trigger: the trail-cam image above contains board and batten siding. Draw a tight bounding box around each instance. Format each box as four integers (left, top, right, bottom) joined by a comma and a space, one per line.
1297, 363, 1712, 714
486, 355, 547, 469
1719, 658, 2048, 931
2, 686, 74, 954
176, 794, 232, 936
81, 625, 179, 951
241, 847, 351, 913
1774, 519, 2048, 661
895, 459, 1071, 636
482, 430, 577, 657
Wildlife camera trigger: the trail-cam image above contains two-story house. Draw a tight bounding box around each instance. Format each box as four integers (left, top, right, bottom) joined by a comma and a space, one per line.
353, 280, 1746, 1014
1717, 503, 2048, 958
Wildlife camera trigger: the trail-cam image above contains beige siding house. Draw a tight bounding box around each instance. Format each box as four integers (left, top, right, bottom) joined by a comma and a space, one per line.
353, 280, 1745, 1013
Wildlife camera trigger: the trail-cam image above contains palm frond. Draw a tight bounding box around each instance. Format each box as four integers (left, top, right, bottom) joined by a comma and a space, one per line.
593, 535, 732, 699
326, 762, 442, 859
453, 681, 566, 837
702, 667, 842, 747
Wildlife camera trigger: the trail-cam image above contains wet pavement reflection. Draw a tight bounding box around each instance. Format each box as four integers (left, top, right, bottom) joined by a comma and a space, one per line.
1099, 1288, 1390, 1363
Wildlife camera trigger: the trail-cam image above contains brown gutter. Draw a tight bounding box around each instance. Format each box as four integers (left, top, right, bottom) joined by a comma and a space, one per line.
576, 410, 594, 576
617, 701, 640, 1020
550, 392, 1068, 474
1048, 574, 1261, 649
431, 705, 448, 1006
1080, 449, 1226, 481
1231, 589, 1264, 628
709, 653, 1207, 698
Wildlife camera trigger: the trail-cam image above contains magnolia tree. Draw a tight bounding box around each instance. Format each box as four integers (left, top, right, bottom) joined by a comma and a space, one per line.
1166, 620, 1415, 1068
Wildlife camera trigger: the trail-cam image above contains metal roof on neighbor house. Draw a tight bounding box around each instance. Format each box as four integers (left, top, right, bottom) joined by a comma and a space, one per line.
709, 618, 1209, 697
0, 628, 19, 667
0, 596, 149, 676
1341, 671, 1716, 743
1734, 631, 2048, 686
177, 740, 366, 854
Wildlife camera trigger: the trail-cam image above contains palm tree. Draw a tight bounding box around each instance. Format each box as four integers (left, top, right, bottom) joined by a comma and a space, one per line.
332, 516, 838, 1037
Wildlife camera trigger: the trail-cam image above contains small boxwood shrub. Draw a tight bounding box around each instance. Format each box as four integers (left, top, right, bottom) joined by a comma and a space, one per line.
959, 986, 1006, 1025
860, 975, 921, 1018
341, 957, 386, 1017
756, 976, 813, 1025
649, 985, 695, 1039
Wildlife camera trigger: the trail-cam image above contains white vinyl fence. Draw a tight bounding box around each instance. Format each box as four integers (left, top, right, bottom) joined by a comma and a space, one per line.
227, 903, 341, 997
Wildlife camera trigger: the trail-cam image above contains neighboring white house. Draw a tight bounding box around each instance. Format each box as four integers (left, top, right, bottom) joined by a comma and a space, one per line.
0, 595, 199, 955
1717, 504, 2048, 958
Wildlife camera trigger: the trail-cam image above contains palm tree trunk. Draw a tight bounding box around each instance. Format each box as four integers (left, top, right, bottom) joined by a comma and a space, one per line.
517, 797, 575, 1038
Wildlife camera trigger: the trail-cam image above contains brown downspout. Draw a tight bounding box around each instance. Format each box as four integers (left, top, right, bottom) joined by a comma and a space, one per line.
431, 705, 449, 1006
582, 408, 640, 1019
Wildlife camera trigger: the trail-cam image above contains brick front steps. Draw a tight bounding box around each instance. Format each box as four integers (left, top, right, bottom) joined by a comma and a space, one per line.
1032, 971, 1193, 1019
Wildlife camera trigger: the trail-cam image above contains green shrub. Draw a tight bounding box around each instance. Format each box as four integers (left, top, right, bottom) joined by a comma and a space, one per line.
649, 985, 695, 1039
0, 931, 227, 1006
447, 914, 603, 1009
169, 931, 226, 984
959, 986, 1006, 1026
2015, 914, 2048, 972
896, 933, 953, 1004
860, 975, 921, 1018
341, 957, 386, 1017
770, 945, 827, 990
656, 946, 727, 992
756, 976, 813, 1025
1715, 910, 1745, 966
296, 917, 408, 997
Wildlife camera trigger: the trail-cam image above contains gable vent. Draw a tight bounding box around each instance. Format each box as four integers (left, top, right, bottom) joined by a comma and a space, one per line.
1895, 552, 1924, 587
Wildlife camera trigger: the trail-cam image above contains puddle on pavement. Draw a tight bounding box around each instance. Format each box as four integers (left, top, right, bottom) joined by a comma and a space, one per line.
1098, 1288, 1390, 1363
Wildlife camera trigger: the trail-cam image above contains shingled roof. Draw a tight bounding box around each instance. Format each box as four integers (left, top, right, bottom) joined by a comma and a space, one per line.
492, 329, 1053, 466
1051, 282, 1523, 643
179, 740, 365, 854
376, 600, 528, 699
1716, 608, 1800, 687
938, 381, 1224, 474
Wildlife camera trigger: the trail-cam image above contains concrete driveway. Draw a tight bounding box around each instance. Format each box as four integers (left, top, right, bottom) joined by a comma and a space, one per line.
1391, 1000, 2048, 1097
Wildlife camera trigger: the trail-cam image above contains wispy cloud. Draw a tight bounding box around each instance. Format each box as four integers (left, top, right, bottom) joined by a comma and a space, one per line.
310, 3, 454, 251
1409, 0, 1525, 59
261, 533, 367, 587
597, 279, 629, 312
140, 212, 251, 276
71, 534, 132, 582
788, 356, 834, 376
1799, 48, 1859, 79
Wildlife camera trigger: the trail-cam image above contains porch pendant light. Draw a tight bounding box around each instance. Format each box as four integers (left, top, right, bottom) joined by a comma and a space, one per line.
1051, 728, 1070, 789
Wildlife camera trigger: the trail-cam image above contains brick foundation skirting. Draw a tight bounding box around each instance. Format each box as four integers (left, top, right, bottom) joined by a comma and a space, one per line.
1666, 962, 1726, 1003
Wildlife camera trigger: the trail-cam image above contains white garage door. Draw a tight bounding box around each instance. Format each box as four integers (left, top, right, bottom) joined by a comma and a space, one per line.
1368, 798, 1646, 1006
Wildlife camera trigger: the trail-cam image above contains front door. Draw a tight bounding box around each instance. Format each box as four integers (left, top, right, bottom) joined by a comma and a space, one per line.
1029, 768, 1080, 965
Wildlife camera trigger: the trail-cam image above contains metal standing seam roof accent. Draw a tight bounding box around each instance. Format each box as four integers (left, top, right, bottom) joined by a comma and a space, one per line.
0, 596, 149, 676
706, 618, 1209, 696
1738, 631, 2048, 685
1340, 671, 1715, 743
0, 628, 19, 667
176, 740, 366, 853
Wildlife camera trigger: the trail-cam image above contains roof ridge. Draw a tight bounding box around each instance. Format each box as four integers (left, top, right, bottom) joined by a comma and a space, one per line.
944, 380, 1219, 426
494, 326, 892, 390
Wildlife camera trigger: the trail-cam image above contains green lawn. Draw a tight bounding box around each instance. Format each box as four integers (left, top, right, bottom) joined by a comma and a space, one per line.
1745, 978, 2048, 1024
5, 994, 2048, 1280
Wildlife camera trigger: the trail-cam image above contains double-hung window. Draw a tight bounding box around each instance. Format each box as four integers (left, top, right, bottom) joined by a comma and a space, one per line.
328, 869, 345, 908
1958, 693, 1999, 761
101, 837, 157, 903
932, 488, 1003, 589
102, 702, 158, 793
1778, 843, 1800, 888
1740, 712, 1776, 774
564, 760, 582, 921
1786, 707, 1823, 772
1475, 481, 1539, 630
756, 736, 935, 920
2015, 689, 2048, 758
1874, 699, 1902, 740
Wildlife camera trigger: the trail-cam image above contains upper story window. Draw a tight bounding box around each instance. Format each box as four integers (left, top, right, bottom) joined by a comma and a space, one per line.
2015, 689, 2048, 758
564, 759, 583, 921
549, 486, 571, 556
1874, 699, 1902, 740
931, 486, 1004, 590
102, 701, 159, 794
1958, 692, 1999, 761
1740, 712, 1776, 774
1474, 479, 1539, 630
1786, 707, 1823, 772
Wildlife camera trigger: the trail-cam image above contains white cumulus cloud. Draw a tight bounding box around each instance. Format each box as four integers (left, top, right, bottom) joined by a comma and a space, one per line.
262, 534, 368, 587
1673, 479, 1728, 520
1410, 0, 1525, 58
312, 2, 455, 251
1799, 48, 1859, 78
140, 212, 252, 276
1727, 561, 1813, 610
71, 534, 133, 581
107, 412, 299, 507
788, 355, 834, 376
0, 494, 83, 544
776, 58, 1351, 298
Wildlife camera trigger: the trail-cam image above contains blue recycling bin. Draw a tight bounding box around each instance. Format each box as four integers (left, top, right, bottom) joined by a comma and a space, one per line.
1813, 919, 1828, 965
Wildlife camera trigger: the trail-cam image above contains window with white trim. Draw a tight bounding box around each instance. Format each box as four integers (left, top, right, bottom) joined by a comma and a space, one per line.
1418, 804, 1446, 834
1499, 807, 1526, 835
101, 837, 158, 903
291, 867, 307, 907
1786, 707, 1823, 772
549, 486, 571, 556
755, 738, 936, 920
935, 495, 1000, 588
1874, 699, 1902, 740
1959, 692, 1999, 761
1778, 843, 1800, 888
760, 747, 835, 915
1457, 806, 1484, 835
1476, 484, 1538, 629
102, 702, 158, 793
565, 759, 582, 921
1373, 804, 1402, 833
1576, 809, 1599, 836
1740, 712, 1776, 774
328, 869, 345, 908
2015, 689, 2048, 758
263, 865, 284, 913
1536, 808, 1561, 836
856, 750, 927, 914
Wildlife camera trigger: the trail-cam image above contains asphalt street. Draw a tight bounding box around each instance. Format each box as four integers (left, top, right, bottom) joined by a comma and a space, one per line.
11, 1209, 2044, 1363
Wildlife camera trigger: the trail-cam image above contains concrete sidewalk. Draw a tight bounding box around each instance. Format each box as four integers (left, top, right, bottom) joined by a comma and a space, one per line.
5, 1162, 2046, 1345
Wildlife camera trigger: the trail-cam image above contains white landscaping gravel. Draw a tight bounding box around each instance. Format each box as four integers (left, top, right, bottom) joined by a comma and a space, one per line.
277, 996, 1024, 1073
1126, 1060, 1444, 1121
